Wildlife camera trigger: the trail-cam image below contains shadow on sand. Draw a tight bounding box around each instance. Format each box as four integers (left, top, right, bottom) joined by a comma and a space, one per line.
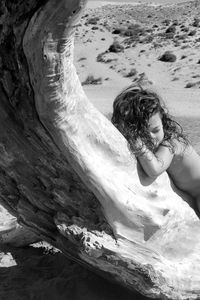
0, 243, 153, 300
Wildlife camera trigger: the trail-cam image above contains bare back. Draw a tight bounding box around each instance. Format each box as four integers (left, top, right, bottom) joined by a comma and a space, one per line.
167, 141, 200, 200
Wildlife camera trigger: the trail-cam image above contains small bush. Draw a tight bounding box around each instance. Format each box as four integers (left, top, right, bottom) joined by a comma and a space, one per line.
78, 57, 87, 62
172, 20, 179, 26
118, 24, 145, 38
86, 17, 100, 25
193, 18, 200, 27
159, 51, 177, 62
181, 55, 187, 59
82, 75, 102, 85
140, 34, 154, 43
165, 32, 176, 39
181, 44, 190, 49
165, 25, 176, 34
152, 42, 162, 49
91, 26, 99, 30
192, 74, 200, 78
124, 29, 137, 37
172, 77, 179, 81
108, 41, 124, 53
124, 68, 137, 77
96, 52, 117, 63
174, 41, 181, 47
185, 82, 200, 88
112, 28, 124, 34
176, 34, 188, 40
162, 19, 171, 26
188, 30, 196, 36
181, 26, 189, 32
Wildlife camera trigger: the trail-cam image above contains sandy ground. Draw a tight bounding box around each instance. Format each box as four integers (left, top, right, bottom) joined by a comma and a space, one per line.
1, 1, 200, 299
78, 0, 200, 150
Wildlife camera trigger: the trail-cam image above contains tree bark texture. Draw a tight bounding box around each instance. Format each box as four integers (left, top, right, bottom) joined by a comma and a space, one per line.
0, 0, 200, 299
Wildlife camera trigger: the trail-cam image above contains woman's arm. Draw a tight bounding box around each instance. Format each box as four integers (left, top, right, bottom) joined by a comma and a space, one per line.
136, 142, 174, 178
137, 160, 157, 186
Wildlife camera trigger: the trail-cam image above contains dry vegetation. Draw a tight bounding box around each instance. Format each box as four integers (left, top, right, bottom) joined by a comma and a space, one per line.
75, 1, 200, 88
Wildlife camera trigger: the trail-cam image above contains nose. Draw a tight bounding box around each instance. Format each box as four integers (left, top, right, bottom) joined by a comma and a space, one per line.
150, 132, 155, 139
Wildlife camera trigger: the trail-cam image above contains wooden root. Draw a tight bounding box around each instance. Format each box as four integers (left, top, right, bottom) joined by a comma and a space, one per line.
0, 0, 199, 299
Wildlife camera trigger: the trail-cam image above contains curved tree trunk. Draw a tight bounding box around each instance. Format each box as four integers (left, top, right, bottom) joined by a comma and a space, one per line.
0, 0, 200, 299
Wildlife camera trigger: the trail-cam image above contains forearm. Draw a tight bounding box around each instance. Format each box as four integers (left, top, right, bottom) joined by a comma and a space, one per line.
137, 160, 157, 186
136, 143, 172, 177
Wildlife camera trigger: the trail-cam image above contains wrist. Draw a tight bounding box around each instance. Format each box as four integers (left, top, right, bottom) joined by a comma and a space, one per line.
134, 140, 147, 157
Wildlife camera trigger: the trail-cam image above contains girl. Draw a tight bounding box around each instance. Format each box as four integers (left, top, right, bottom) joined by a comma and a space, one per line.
112, 84, 200, 213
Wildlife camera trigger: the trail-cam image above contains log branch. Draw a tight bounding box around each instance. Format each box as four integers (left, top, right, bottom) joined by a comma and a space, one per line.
0, 0, 199, 299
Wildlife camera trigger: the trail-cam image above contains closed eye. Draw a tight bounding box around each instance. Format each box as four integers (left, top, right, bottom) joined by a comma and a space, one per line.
151, 127, 160, 134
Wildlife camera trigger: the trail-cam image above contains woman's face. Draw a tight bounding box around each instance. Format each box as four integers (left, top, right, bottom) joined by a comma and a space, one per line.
148, 112, 164, 147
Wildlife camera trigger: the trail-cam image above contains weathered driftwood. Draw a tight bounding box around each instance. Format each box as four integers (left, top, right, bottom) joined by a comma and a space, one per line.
0, 0, 200, 299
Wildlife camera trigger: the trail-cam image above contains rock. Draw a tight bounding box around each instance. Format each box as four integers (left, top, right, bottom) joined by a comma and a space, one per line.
159, 51, 177, 62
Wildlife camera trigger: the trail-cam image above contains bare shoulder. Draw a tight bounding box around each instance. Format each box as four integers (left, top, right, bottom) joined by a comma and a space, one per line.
167, 138, 188, 156
168, 140, 200, 170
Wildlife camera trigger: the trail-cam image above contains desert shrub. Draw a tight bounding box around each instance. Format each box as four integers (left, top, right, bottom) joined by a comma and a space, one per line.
158, 51, 177, 62
172, 77, 179, 81
192, 74, 200, 78
172, 20, 179, 26
121, 24, 145, 38
174, 41, 181, 47
181, 26, 189, 32
108, 41, 124, 53
86, 17, 100, 25
140, 34, 154, 43
96, 52, 117, 63
78, 57, 87, 62
82, 75, 102, 85
162, 19, 171, 26
146, 28, 153, 33
164, 32, 175, 39
181, 55, 187, 59
128, 24, 141, 30
96, 52, 105, 62
185, 81, 200, 88
124, 68, 137, 77
152, 41, 162, 49
193, 18, 200, 27
166, 25, 176, 34
124, 29, 137, 37
123, 37, 137, 47
112, 28, 124, 34
185, 82, 193, 88
188, 30, 196, 36
176, 33, 188, 40
91, 26, 99, 30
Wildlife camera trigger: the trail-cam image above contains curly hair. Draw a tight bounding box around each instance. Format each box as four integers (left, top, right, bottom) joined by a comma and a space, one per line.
111, 84, 188, 155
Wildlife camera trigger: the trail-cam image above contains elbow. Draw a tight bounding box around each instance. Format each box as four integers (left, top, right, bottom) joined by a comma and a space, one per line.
141, 179, 156, 186
145, 168, 164, 178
